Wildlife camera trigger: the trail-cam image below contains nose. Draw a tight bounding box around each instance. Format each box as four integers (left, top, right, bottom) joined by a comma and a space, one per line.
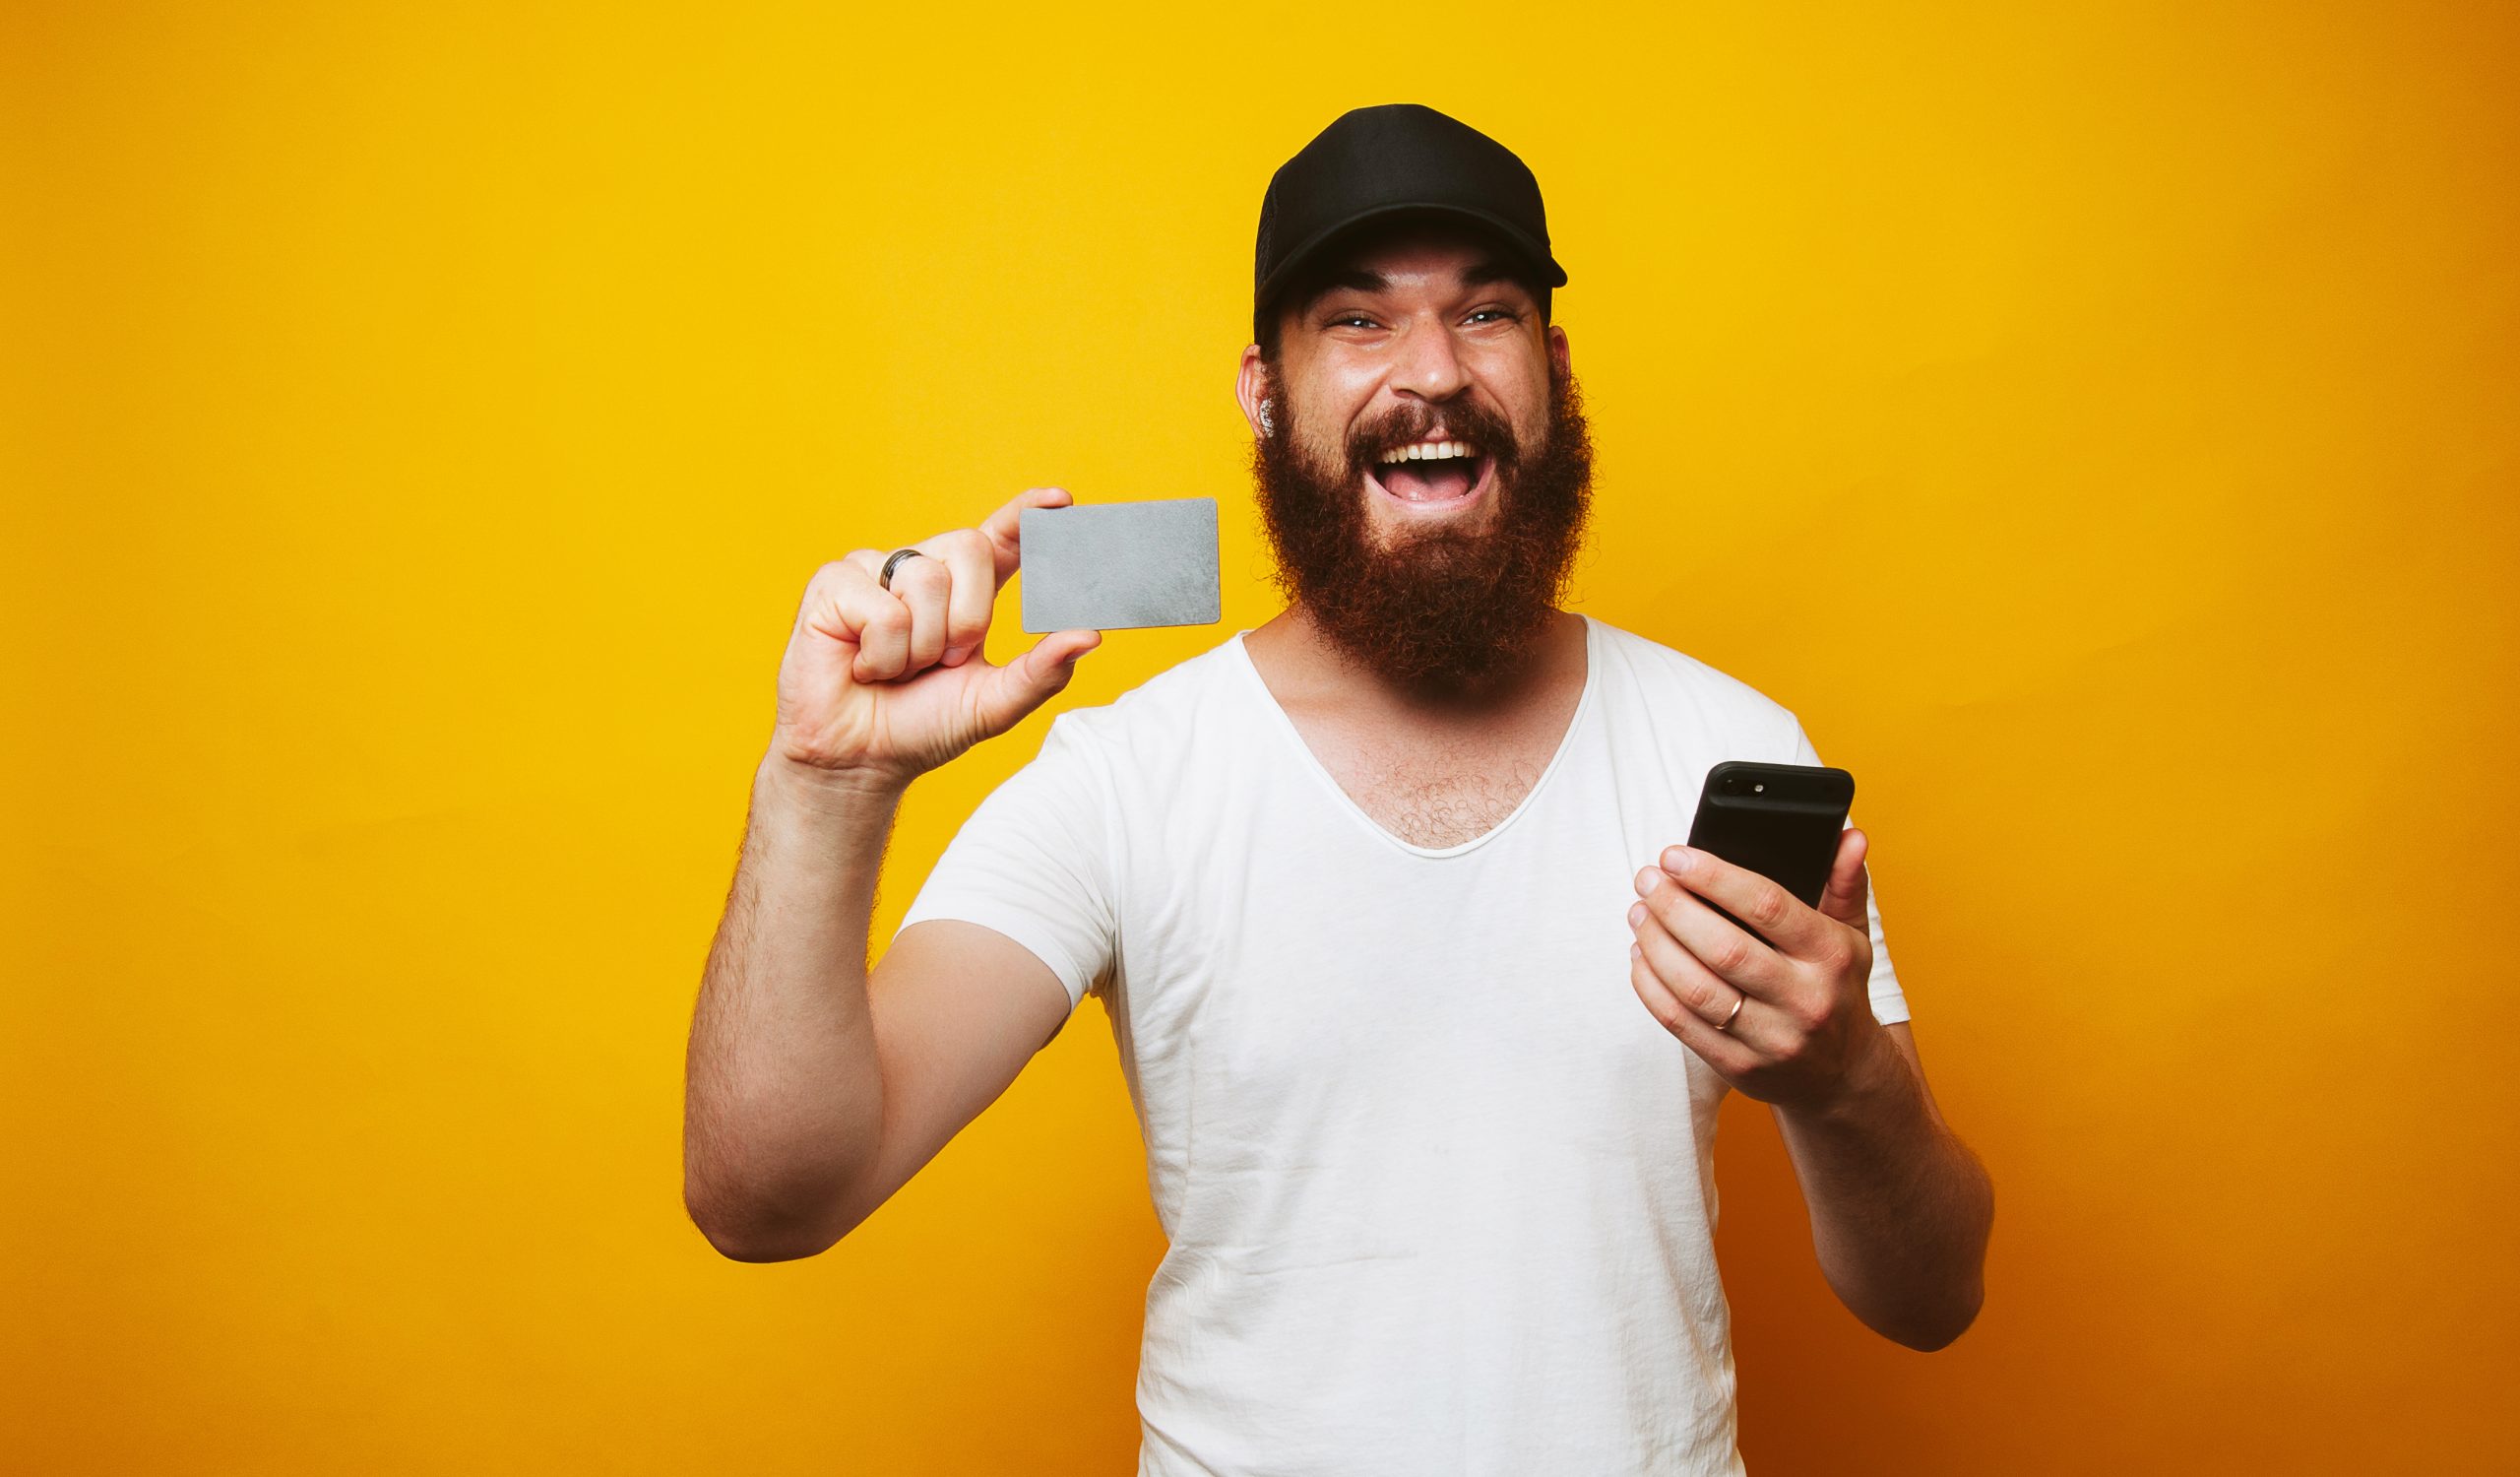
1387, 316, 1470, 405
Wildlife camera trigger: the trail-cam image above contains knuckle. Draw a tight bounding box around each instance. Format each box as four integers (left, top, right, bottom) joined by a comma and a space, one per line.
1710, 935, 1753, 977
1743, 885, 1790, 931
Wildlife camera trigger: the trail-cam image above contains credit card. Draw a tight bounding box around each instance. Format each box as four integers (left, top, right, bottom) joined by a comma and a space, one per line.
1019, 497, 1223, 633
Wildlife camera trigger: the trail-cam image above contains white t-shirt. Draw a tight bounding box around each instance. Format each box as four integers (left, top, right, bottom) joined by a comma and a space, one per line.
893, 612, 1908, 1476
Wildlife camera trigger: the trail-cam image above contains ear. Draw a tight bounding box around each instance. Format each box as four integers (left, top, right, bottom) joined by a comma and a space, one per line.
1545, 322, 1571, 381
1235, 345, 1273, 440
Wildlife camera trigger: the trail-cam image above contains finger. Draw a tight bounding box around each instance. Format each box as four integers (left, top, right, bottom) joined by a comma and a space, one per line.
1635, 864, 1794, 1004
1627, 937, 1707, 1037
968, 628, 1102, 738
1630, 944, 1759, 1076
885, 549, 952, 674
1655, 844, 1836, 965
927, 528, 996, 666
976, 485, 1074, 589
798, 557, 911, 679
1816, 825, 1870, 933
1627, 898, 1761, 1041
850, 531, 999, 668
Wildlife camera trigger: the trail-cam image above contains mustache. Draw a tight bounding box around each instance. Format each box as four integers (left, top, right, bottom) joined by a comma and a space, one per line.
1343, 399, 1524, 477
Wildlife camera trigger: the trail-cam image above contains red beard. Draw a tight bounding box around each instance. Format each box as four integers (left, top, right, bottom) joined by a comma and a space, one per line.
1251, 366, 1596, 694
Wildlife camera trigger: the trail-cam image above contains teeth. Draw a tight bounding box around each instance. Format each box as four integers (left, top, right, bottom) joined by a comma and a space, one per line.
1376, 439, 1479, 465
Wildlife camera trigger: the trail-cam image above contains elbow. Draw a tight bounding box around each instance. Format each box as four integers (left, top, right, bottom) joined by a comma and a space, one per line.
683, 1181, 851, 1263
681, 1107, 882, 1262
1893, 1164, 1994, 1351
694, 1219, 840, 1264
1887, 1279, 1984, 1353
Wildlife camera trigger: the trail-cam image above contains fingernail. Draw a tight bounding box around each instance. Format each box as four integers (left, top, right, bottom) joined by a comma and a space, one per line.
1628, 902, 1648, 927
1636, 867, 1664, 894
1663, 846, 1692, 872
943, 644, 971, 666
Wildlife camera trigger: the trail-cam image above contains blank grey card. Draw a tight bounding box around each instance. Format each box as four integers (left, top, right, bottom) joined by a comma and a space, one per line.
1019, 497, 1222, 633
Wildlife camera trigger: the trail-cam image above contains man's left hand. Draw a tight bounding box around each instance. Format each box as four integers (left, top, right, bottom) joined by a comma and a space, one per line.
1625, 828, 1896, 1112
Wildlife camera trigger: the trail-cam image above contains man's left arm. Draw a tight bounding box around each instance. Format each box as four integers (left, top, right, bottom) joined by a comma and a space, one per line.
1627, 830, 1993, 1351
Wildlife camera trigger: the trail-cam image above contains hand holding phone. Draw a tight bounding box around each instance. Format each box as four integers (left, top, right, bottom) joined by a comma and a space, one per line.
1632, 758, 1890, 1110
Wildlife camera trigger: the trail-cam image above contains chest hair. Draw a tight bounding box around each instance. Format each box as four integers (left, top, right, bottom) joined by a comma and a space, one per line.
1332, 744, 1551, 850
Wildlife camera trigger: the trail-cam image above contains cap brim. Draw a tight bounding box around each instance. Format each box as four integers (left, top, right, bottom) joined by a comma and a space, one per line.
1254, 202, 1568, 337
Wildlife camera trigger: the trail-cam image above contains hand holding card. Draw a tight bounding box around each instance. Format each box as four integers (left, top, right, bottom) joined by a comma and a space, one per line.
766, 485, 1104, 790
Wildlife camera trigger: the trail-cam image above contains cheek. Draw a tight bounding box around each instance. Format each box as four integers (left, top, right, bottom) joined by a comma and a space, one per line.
1294, 395, 1372, 461
1511, 384, 1554, 444
1284, 358, 1377, 428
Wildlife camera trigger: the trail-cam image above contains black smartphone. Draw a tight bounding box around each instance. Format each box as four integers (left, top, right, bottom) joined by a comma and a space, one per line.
1681, 761, 1856, 946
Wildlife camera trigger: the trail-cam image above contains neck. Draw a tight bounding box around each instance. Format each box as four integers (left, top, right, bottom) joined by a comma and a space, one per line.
1250, 604, 1581, 724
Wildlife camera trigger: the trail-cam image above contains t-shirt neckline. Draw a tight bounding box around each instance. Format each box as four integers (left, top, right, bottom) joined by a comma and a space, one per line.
1226, 612, 1602, 861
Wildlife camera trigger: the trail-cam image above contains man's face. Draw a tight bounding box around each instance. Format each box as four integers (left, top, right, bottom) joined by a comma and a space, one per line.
1241, 222, 1594, 694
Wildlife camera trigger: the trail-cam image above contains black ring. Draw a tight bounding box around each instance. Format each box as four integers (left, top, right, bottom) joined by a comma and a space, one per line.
878, 547, 927, 591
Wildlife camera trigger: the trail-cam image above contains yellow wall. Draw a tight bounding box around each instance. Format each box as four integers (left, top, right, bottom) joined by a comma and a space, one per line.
7, 2, 2514, 1471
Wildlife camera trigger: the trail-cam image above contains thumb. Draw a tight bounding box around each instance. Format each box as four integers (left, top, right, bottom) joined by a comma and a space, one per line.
969, 629, 1101, 738
1817, 824, 1869, 932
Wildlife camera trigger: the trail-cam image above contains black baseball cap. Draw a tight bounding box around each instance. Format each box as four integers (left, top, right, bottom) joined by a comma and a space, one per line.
1252, 103, 1568, 346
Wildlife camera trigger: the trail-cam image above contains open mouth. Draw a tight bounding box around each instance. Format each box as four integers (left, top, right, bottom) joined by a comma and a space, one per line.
1366, 439, 1493, 511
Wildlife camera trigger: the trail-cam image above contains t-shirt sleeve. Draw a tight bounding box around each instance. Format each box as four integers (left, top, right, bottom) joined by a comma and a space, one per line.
888, 710, 1119, 1017
1787, 718, 1912, 1026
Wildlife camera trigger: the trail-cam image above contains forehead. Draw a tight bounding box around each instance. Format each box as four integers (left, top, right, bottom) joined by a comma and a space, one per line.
1299, 218, 1537, 300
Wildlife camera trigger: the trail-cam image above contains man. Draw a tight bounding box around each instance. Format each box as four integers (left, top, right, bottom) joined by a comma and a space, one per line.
684, 103, 1992, 1475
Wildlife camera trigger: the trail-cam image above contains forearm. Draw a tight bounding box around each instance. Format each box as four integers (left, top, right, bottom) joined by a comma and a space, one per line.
1772, 1032, 1993, 1350
682, 754, 906, 1259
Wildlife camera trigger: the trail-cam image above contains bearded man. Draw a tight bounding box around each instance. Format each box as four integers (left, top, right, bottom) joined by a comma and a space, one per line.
685, 103, 1993, 1477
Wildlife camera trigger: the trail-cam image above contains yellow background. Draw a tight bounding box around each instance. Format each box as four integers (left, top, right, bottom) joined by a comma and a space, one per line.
7, 1, 2515, 1471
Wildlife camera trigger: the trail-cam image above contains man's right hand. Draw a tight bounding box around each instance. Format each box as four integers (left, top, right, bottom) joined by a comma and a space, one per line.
769, 485, 1102, 791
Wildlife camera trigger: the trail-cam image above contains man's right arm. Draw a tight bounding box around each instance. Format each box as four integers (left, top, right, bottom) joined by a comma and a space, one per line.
681, 486, 1100, 1262
682, 757, 1074, 1261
